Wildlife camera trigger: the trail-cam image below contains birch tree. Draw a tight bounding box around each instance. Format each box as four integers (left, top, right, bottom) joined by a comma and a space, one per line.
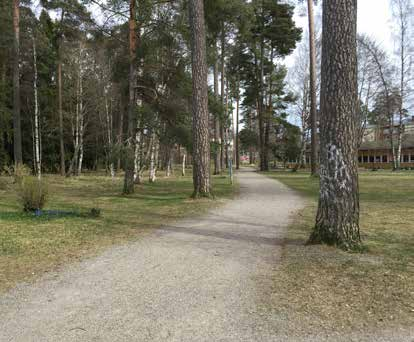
32, 31, 41, 179
307, 0, 318, 176
391, 0, 413, 169
359, 36, 399, 168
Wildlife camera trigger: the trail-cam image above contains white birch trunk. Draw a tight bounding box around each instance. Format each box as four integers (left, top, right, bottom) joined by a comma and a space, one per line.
165, 148, 172, 177
77, 53, 84, 176
182, 153, 186, 176
32, 33, 41, 180
133, 129, 141, 183
77, 103, 84, 175
149, 133, 158, 183
105, 87, 115, 179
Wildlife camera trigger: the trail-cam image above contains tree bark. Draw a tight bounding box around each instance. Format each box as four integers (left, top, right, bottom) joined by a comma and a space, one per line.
57, 29, 65, 176
189, 0, 211, 197
309, 0, 361, 250
32, 33, 41, 179
182, 152, 186, 176
105, 86, 115, 178
220, 26, 226, 170
308, 0, 318, 176
236, 80, 240, 170
117, 98, 124, 171
258, 35, 266, 171
123, 0, 138, 194
213, 56, 221, 174
12, 0, 22, 166
149, 132, 157, 183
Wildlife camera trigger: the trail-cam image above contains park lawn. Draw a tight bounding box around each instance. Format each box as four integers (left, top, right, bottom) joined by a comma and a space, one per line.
0, 171, 235, 293
263, 170, 414, 335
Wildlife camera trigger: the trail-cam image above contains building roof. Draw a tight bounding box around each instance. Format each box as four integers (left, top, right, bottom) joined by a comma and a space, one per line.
360, 134, 414, 150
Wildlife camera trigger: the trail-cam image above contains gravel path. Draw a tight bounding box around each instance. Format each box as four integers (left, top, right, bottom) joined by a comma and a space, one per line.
0, 169, 412, 341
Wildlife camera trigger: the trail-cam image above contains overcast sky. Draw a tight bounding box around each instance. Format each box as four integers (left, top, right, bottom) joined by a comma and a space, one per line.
287, 0, 394, 67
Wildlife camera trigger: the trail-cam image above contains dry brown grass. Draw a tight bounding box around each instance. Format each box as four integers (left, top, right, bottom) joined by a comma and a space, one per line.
264, 170, 414, 334
0, 171, 235, 293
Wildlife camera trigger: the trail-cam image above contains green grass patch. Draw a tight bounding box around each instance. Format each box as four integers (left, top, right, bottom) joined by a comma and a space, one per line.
262, 169, 414, 334
0, 171, 235, 292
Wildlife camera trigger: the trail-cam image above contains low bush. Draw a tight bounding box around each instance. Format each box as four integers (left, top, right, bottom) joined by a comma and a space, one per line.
13, 164, 32, 185
18, 176, 48, 212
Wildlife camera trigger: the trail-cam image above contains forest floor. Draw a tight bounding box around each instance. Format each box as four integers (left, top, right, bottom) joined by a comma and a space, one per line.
0, 170, 234, 293
264, 170, 414, 339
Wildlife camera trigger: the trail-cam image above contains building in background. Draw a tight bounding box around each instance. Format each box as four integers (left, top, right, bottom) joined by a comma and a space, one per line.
359, 116, 414, 169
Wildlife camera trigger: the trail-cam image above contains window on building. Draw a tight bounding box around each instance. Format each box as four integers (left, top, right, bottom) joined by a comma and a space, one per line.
403, 155, 409, 163
411, 155, 414, 162
369, 156, 374, 163
358, 156, 362, 163
375, 155, 381, 162
382, 155, 388, 163
363, 156, 368, 163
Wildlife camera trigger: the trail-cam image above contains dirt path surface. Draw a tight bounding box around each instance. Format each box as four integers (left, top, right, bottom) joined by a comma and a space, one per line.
0, 169, 411, 341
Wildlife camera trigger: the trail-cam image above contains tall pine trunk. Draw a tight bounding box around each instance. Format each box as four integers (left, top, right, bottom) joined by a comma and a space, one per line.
309, 0, 361, 250
308, 0, 318, 176
12, 0, 22, 166
123, 0, 137, 194
189, 0, 210, 197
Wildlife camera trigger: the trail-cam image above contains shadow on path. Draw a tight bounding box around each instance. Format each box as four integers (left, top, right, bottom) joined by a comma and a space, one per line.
158, 225, 304, 247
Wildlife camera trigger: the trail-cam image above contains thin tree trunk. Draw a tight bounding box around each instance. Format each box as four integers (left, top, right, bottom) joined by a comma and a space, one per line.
68, 54, 81, 177
390, 114, 397, 169
12, 0, 22, 166
149, 133, 158, 183
57, 39, 65, 176
182, 152, 186, 176
123, 0, 138, 194
77, 60, 84, 176
263, 48, 274, 171
133, 129, 141, 183
308, 0, 318, 176
189, 0, 211, 197
117, 97, 124, 171
225, 77, 229, 168
105, 86, 115, 178
32, 33, 41, 179
213, 56, 221, 174
395, 1, 407, 170
309, 0, 361, 250
259, 36, 266, 171
165, 147, 172, 177
236, 80, 240, 170
220, 26, 226, 171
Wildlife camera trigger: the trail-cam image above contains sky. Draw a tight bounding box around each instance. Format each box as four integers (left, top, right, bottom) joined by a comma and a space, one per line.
285, 0, 395, 126
286, 0, 394, 67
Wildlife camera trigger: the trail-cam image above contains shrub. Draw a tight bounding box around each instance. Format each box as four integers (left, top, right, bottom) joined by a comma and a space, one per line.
89, 208, 101, 218
13, 164, 31, 185
18, 177, 48, 212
